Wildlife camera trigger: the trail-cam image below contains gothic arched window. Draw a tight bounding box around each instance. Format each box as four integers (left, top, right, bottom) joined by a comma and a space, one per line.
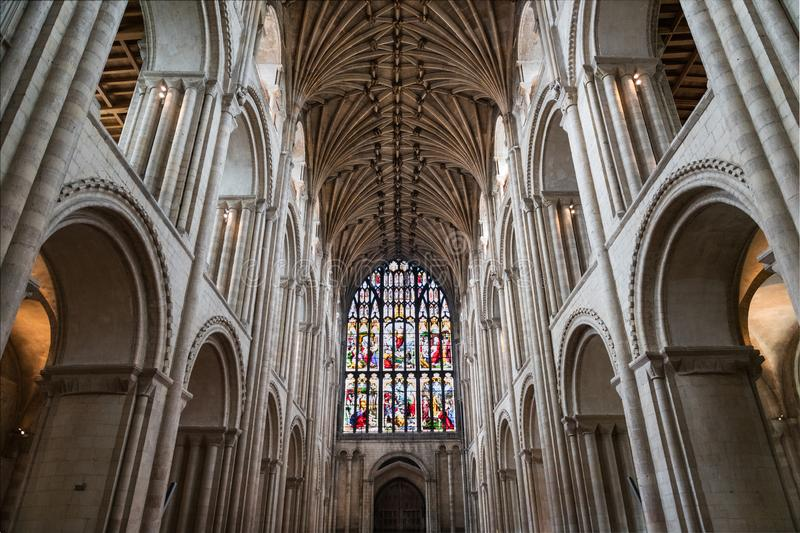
342, 260, 456, 433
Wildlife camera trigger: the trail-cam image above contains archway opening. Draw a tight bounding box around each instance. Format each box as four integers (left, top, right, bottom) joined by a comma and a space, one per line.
373, 478, 425, 533
568, 328, 644, 532
0, 255, 54, 504
162, 335, 235, 533
654, 200, 800, 526
2, 210, 159, 531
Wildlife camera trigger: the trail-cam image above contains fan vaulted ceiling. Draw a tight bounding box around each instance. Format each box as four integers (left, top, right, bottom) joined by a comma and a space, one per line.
278, 0, 518, 290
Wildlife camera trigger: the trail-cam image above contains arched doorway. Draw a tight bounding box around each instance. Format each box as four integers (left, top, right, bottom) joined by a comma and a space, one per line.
373, 478, 425, 532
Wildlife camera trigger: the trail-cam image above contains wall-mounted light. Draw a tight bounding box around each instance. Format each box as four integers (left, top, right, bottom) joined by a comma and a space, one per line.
569, 202, 575, 215
633, 72, 642, 86
223, 208, 231, 222
159, 84, 167, 99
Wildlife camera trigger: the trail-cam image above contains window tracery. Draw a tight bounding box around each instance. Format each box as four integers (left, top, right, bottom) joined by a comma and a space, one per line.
342, 260, 456, 433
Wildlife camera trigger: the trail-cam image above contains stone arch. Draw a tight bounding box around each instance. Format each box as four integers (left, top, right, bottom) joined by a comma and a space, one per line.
371, 452, 428, 532
3, 186, 171, 531
524, 82, 561, 198
531, 102, 591, 309
497, 418, 521, 531
558, 307, 617, 410
561, 321, 620, 418
630, 165, 798, 530
184, 317, 244, 428
629, 161, 754, 355
47, 186, 170, 369
280, 422, 305, 532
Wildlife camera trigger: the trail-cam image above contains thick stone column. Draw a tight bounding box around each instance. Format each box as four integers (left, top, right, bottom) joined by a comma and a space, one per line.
0, 0, 126, 352
578, 421, 611, 531
708, 0, 799, 214
636, 70, 672, 159
632, 346, 794, 531
680, 0, 799, 308
0, 1, 99, 225
140, 91, 243, 533
560, 88, 666, 530
0, 1, 51, 115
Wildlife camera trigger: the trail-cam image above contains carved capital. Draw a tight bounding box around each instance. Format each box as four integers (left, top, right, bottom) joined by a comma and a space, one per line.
561, 416, 578, 436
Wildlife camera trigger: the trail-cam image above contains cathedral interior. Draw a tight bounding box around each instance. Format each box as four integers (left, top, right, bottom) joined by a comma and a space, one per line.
0, 0, 798, 531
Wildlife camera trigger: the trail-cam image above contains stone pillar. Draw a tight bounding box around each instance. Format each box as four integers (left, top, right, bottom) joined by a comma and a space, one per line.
632, 346, 794, 531
706, 0, 799, 230
161, 438, 186, 533
0, 0, 51, 115
216, 203, 240, 289
578, 421, 611, 531
636, 70, 672, 159
751, 0, 798, 96
212, 430, 240, 533
680, 0, 799, 306
582, 68, 625, 216
563, 417, 591, 531
545, 199, 570, 302
425, 477, 438, 533
194, 435, 222, 532
158, 83, 199, 215
560, 88, 666, 530
228, 200, 254, 307
630, 352, 700, 531
140, 91, 242, 533
107, 369, 172, 533
447, 448, 456, 532
128, 82, 162, 175
175, 435, 202, 532
344, 452, 353, 533
0, 0, 101, 254
143, 83, 180, 191
598, 69, 641, 198
533, 200, 560, 313
0, 0, 126, 352
619, 70, 656, 177
176, 82, 219, 229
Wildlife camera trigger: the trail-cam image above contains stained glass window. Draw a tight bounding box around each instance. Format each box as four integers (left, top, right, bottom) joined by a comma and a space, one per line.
342, 260, 456, 433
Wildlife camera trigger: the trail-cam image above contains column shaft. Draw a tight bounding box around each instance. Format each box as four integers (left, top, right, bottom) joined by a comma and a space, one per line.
637, 72, 672, 159
176, 438, 202, 532
0, 1, 51, 116
0, 1, 101, 261
195, 441, 221, 532
600, 72, 641, 197
159, 85, 198, 215
140, 96, 240, 533
619, 72, 656, 176
0, 0, 126, 353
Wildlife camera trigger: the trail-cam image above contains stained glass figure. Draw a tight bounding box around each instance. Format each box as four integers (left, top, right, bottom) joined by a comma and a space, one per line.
341, 260, 457, 433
